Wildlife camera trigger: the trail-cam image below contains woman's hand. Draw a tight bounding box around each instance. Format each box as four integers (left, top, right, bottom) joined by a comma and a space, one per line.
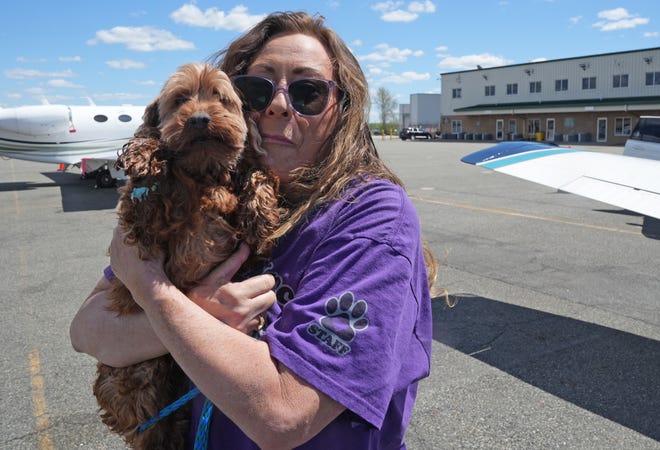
109, 226, 276, 334
108, 226, 168, 306
188, 244, 276, 334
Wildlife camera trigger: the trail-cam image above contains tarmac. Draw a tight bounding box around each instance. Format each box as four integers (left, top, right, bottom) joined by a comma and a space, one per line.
0, 139, 658, 449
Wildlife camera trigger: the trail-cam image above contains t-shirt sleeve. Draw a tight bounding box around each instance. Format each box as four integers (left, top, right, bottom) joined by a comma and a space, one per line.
265, 183, 426, 429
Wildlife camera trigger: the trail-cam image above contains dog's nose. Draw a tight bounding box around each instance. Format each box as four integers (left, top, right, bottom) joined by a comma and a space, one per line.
188, 112, 211, 129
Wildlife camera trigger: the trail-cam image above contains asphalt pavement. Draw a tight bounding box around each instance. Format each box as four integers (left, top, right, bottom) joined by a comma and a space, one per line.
1, 139, 658, 449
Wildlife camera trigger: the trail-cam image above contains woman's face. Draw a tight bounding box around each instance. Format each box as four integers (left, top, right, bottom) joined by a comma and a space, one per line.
246, 33, 339, 183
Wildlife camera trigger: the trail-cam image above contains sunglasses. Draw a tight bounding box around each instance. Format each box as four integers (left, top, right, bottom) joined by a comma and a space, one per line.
231, 75, 337, 116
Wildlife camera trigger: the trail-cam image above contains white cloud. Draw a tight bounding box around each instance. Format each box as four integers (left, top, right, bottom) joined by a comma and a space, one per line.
593, 8, 649, 31
359, 43, 424, 63
438, 53, 513, 70
170, 4, 266, 31
106, 59, 146, 69
381, 10, 418, 22
93, 92, 150, 103
47, 79, 83, 88
16, 57, 48, 63
87, 26, 194, 52
569, 16, 582, 25
58, 56, 81, 62
598, 7, 631, 21
379, 71, 431, 84
409, 1, 435, 13
373, 1, 436, 22
4, 68, 75, 79
643, 31, 659, 38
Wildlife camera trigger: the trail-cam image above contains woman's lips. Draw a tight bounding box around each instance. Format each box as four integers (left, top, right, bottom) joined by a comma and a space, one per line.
261, 133, 295, 146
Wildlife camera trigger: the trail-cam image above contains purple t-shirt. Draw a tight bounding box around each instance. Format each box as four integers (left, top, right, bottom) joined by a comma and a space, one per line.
187, 179, 432, 449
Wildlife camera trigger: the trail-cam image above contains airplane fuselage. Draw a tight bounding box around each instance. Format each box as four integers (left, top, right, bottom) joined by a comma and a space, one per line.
0, 104, 144, 166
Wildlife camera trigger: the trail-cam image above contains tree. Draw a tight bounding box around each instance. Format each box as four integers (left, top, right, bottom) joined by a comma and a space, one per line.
373, 87, 398, 131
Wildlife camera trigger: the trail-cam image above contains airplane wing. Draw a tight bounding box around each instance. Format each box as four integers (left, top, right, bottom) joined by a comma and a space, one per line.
461, 141, 660, 220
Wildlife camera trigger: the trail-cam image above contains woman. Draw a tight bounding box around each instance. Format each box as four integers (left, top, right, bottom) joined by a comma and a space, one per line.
71, 11, 437, 449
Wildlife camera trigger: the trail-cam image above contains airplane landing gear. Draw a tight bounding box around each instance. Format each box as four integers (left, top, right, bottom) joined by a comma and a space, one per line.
95, 169, 116, 189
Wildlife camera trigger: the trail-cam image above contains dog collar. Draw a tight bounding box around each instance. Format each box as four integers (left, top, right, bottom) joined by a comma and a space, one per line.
131, 184, 158, 202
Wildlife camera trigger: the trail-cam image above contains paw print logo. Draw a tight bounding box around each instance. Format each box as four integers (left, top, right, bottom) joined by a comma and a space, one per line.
261, 262, 295, 305
320, 292, 369, 343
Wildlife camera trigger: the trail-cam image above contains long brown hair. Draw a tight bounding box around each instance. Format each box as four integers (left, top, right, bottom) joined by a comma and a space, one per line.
209, 11, 438, 289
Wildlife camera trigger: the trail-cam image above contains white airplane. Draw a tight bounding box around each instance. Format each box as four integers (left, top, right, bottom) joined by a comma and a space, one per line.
461, 141, 660, 239
0, 103, 145, 187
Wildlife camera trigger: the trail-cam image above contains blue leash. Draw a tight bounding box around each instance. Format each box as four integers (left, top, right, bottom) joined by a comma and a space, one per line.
137, 386, 214, 449
194, 398, 214, 450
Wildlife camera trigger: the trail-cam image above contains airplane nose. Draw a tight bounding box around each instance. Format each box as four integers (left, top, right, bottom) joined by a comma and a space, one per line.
188, 112, 210, 129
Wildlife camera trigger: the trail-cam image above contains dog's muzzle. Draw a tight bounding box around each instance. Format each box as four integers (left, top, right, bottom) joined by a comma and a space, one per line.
188, 112, 211, 130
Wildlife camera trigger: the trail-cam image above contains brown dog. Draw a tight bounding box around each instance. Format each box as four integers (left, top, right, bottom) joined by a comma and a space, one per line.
93, 63, 281, 449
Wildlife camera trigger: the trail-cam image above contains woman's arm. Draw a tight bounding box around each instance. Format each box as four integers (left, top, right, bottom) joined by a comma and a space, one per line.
70, 243, 277, 368
69, 276, 167, 367
110, 227, 345, 449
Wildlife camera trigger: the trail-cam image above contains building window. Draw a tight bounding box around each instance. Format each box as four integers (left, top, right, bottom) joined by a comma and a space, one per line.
451, 120, 462, 134
452, 88, 462, 98
506, 83, 518, 95
613, 74, 628, 88
614, 117, 632, 136
555, 79, 568, 91
645, 72, 660, 86
529, 81, 541, 93
485, 85, 495, 96
582, 77, 596, 90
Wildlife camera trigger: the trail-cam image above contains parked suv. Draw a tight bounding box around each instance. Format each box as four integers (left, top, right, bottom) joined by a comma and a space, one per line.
623, 116, 660, 161
399, 127, 432, 140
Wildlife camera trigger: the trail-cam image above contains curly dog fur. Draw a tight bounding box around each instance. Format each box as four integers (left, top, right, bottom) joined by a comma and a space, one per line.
93, 63, 281, 449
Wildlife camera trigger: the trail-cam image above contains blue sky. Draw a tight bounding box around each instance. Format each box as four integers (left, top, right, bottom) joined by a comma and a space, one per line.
2, 1, 659, 121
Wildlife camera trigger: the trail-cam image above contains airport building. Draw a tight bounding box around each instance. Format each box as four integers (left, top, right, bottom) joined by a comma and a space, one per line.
437, 46, 660, 145
399, 93, 441, 130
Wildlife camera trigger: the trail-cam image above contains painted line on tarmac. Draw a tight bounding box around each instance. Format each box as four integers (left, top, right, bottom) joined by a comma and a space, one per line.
29, 349, 54, 450
411, 195, 640, 236
10, 159, 21, 216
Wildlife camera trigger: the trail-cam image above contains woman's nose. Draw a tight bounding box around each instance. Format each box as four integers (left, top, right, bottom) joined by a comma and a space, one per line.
266, 88, 290, 116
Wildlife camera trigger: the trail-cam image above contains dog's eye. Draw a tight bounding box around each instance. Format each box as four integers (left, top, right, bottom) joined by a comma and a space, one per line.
175, 96, 189, 106
213, 89, 230, 105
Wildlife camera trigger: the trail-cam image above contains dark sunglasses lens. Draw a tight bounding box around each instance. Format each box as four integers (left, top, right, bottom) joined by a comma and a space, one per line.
289, 79, 330, 115
233, 77, 273, 111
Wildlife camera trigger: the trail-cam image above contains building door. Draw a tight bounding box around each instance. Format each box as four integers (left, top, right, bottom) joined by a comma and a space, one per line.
597, 118, 607, 143
496, 119, 504, 140
546, 118, 555, 141
508, 119, 517, 140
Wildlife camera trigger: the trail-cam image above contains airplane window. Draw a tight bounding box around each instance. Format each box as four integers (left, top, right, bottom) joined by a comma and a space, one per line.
94, 115, 108, 123
118, 114, 132, 122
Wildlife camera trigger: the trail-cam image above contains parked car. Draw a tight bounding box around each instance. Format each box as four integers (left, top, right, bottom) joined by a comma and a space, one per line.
399, 127, 432, 140
623, 116, 660, 161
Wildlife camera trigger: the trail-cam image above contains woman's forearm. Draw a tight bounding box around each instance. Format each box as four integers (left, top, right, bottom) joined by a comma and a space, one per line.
69, 277, 168, 367
134, 275, 344, 449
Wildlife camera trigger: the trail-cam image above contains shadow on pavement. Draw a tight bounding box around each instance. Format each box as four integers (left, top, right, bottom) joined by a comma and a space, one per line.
0, 170, 120, 212
432, 294, 659, 441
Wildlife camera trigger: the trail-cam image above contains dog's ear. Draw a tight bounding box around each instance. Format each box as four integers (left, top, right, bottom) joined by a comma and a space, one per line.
115, 137, 166, 178
245, 116, 266, 158
133, 98, 161, 139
